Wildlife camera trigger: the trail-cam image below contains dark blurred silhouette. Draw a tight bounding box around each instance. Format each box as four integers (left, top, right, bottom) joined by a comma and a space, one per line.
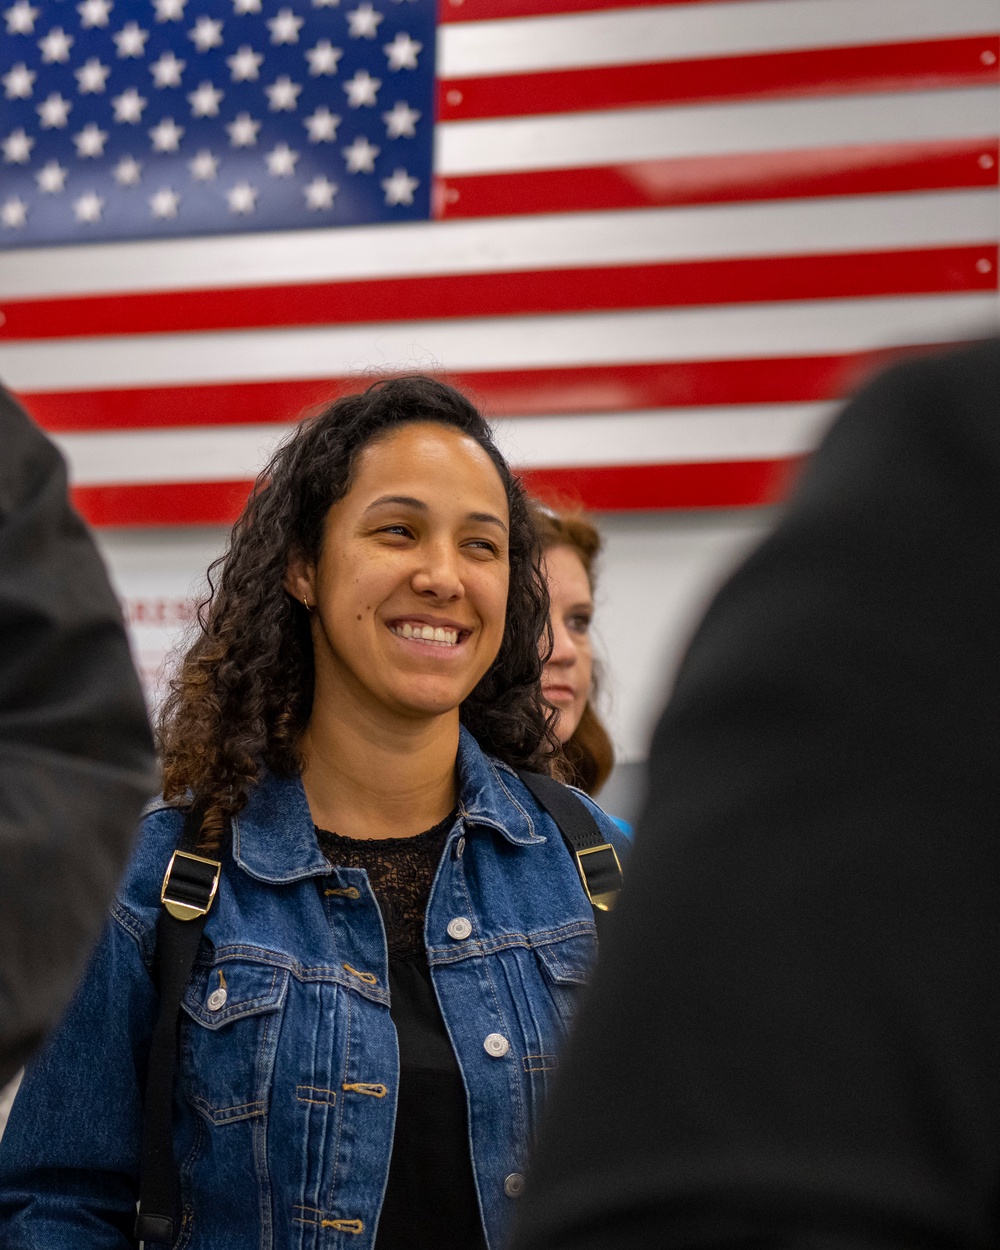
0, 387, 157, 1085
511, 338, 1000, 1250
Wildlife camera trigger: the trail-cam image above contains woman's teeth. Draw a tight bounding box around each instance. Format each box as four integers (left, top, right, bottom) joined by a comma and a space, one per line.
391, 623, 459, 647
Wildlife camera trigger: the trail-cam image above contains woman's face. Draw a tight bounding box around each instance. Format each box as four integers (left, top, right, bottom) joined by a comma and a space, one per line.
288, 421, 510, 725
541, 544, 594, 745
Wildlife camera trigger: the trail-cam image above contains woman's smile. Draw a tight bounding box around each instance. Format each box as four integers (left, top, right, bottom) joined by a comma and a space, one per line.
387, 617, 471, 650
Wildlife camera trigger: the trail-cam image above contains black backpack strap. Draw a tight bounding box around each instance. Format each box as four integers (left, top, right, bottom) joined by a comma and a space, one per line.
515, 770, 623, 923
135, 806, 221, 1247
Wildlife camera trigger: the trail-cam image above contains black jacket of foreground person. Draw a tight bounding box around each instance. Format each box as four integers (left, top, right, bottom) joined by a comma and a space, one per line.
511, 338, 1000, 1250
0, 388, 156, 1085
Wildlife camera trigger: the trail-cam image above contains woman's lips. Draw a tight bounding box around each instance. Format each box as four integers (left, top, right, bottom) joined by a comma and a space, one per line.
542, 684, 576, 706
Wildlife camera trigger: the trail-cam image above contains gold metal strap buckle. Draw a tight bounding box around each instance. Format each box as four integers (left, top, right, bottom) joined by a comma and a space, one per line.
160, 850, 222, 921
574, 842, 623, 913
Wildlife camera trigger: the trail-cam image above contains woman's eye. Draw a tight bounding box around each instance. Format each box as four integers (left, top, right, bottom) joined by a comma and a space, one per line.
465, 539, 499, 555
379, 524, 413, 538
567, 614, 592, 634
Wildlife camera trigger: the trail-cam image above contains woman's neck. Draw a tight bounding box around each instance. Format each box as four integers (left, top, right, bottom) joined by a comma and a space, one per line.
299, 699, 460, 841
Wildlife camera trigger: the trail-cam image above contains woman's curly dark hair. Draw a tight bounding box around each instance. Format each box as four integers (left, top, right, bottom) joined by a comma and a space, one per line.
158, 375, 557, 851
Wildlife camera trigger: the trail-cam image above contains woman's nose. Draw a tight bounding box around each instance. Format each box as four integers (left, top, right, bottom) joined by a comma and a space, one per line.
546, 617, 576, 667
412, 544, 463, 599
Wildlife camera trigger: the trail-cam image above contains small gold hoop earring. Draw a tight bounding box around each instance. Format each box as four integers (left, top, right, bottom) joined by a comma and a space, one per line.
303, 597, 313, 613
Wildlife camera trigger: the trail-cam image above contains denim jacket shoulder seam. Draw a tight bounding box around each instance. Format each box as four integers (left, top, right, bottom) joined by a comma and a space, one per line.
110, 898, 156, 967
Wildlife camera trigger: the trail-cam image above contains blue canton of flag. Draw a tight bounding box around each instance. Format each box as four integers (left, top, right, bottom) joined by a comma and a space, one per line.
0, 0, 435, 245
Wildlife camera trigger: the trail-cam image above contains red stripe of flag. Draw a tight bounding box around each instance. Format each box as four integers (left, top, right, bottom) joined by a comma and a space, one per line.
71, 480, 257, 528
20, 348, 955, 434
4, 246, 995, 341
519, 457, 805, 511
69, 457, 804, 527
439, 0, 764, 22
434, 139, 1000, 218
437, 36, 1000, 122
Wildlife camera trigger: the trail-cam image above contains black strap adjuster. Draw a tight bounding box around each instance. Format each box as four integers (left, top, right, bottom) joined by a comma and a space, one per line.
160, 850, 221, 921
573, 842, 623, 913
515, 769, 624, 920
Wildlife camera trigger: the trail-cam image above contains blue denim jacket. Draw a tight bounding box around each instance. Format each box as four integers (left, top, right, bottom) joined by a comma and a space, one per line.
0, 728, 627, 1250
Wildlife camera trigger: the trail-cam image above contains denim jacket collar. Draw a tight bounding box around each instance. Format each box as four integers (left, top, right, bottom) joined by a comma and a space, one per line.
232, 726, 545, 884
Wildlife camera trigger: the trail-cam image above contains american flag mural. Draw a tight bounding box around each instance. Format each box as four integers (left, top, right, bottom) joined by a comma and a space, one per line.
1, 0, 998, 527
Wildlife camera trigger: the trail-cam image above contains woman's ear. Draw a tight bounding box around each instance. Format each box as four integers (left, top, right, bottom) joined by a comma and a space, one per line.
283, 549, 316, 610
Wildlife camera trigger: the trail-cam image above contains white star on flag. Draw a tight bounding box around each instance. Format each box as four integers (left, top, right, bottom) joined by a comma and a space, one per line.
381, 165, 417, 205
113, 21, 149, 57
149, 116, 184, 152
267, 8, 303, 44
2, 62, 35, 99
114, 155, 143, 185
75, 57, 111, 92
5, 1, 39, 35
2, 127, 34, 163
189, 148, 219, 179
226, 111, 260, 146
226, 45, 262, 81
150, 51, 186, 87
154, 0, 186, 19
150, 186, 181, 217
383, 32, 420, 70
227, 181, 258, 212
346, 3, 383, 38
265, 142, 299, 175
72, 122, 108, 157
233, 0, 261, 12
303, 105, 340, 141
36, 160, 68, 191
303, 175, 337, 207
37, 92, 72, 128
112, 87, 148, 123
189, 15, 223, 51
312, 0, 339, 7
342, 134, 379, 172
1, 197, 28, 227
77, 0, 112, 29
73, 190, 104, 221
265, 75, 302, 110
188, 80, 224, 117
38, 26, 74, 63
306, 39, 343, 75
382, 100, 418, 138
343, 68, 380, 107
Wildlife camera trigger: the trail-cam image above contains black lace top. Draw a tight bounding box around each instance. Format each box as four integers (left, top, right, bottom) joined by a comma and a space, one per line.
315, 813, 454, 959
315, 812, 486, 1250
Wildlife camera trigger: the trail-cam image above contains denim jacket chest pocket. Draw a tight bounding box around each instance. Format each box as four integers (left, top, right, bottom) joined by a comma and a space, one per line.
531, 930, 597, 1036
180, 954, 290, 1126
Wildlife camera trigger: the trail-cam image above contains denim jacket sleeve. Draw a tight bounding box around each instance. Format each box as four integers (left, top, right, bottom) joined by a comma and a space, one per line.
0, 897, 157, 1248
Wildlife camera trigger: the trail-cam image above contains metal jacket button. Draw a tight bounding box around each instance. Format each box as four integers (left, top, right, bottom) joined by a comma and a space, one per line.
483, 1033, 509, 1057
447, 917, 472, 940
207, 988, 227, 1011
504, 1173, 525, 1198
455, 836, 466, 858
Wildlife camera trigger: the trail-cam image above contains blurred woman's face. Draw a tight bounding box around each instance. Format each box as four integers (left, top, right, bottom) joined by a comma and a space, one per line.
541, 544, 594, 745
287, 421, 510, 725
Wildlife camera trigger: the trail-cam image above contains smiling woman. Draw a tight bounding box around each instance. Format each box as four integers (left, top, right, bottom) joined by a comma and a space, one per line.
0, 376, 629, 1250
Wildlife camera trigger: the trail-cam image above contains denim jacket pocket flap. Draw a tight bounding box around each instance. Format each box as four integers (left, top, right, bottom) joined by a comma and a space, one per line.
534, 931, 597, 986
183, 958, 290, 1030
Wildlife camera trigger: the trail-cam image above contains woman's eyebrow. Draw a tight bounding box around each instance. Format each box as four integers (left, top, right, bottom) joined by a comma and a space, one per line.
363, 496, 508, 534
468, 511, 508, 534
363, 494, 427, 514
